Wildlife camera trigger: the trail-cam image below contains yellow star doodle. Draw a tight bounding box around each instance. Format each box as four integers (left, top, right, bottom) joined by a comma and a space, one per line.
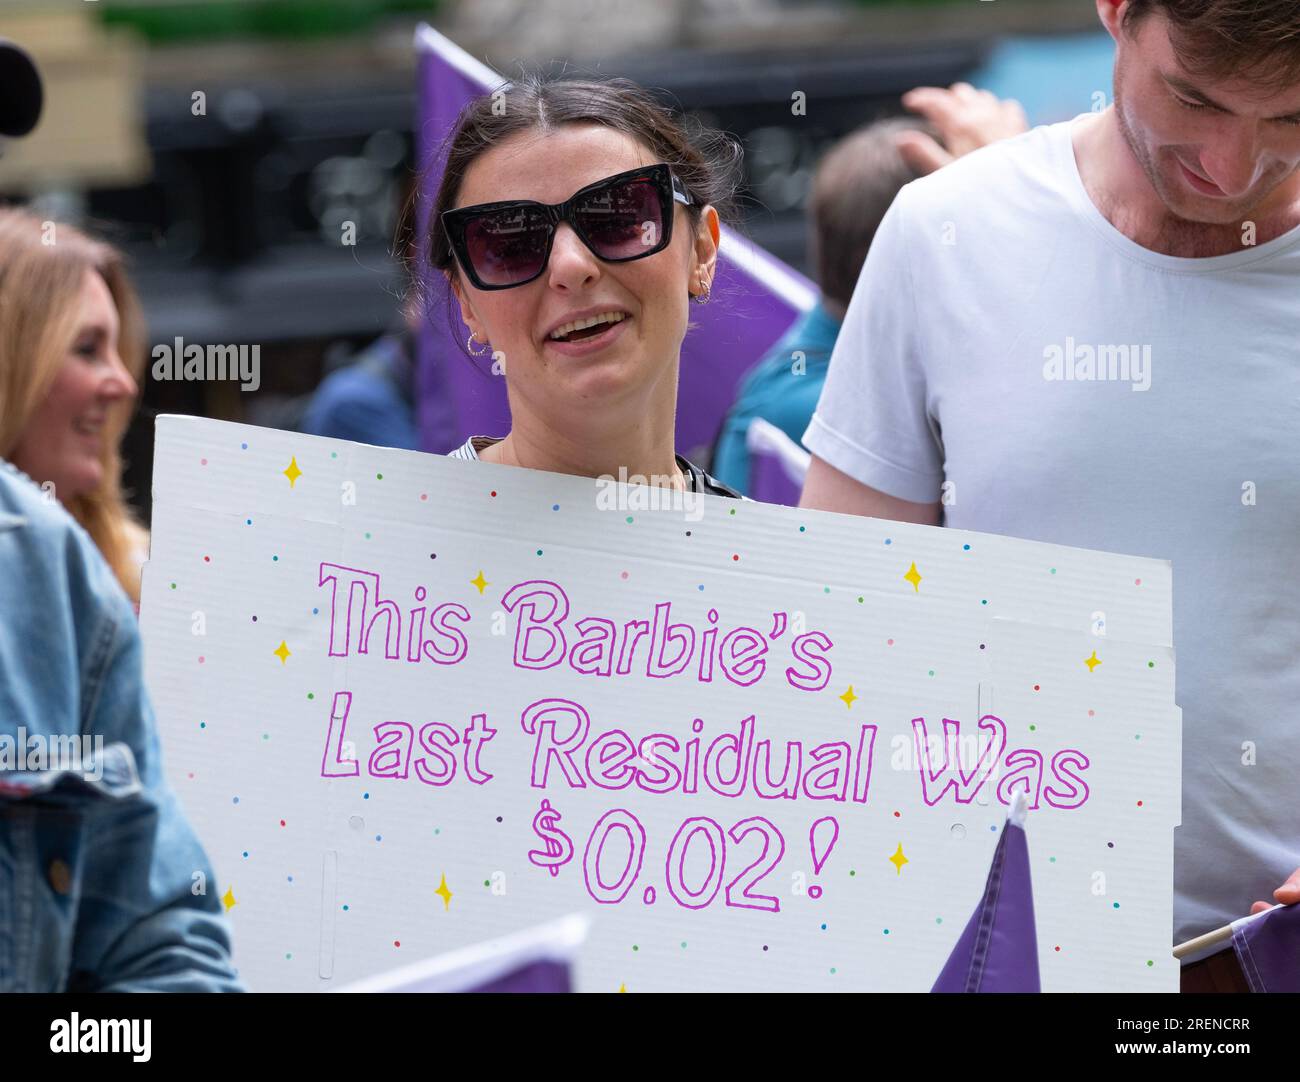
435, 873, 454, 911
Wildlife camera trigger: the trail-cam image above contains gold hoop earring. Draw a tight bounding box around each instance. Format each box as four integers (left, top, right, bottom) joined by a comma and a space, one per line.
692, 280, 711, 306
467, 332, 490, 356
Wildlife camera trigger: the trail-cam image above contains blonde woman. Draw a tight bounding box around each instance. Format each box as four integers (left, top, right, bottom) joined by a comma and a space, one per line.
0, 208, 147, 605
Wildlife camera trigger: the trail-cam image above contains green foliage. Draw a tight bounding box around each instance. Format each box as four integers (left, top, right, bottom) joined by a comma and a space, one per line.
99, 0, 440, 44
845, 0, 973, 5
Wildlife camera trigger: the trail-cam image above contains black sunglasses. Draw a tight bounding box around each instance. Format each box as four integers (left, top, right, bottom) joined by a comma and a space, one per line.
441, 163, 693, 291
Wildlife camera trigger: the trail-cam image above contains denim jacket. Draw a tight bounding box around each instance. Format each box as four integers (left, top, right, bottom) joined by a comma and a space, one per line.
0, 460, 241, 991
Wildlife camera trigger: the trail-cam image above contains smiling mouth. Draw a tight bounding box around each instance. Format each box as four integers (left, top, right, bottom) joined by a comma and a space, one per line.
547, 311, 628, 344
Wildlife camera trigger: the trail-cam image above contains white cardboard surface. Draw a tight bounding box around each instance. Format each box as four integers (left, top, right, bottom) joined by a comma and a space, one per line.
141, 416, 1181, 991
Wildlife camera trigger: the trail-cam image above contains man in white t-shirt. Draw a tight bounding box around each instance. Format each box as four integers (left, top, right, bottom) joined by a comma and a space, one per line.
801, 0, 1300, 972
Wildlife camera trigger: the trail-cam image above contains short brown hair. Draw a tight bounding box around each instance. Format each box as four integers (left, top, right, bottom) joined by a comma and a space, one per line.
809, 118, 927, 312
1123, 0, 1300, 92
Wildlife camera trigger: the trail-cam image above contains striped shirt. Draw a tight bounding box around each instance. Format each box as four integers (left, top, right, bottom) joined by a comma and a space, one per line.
449, 436, 743, 499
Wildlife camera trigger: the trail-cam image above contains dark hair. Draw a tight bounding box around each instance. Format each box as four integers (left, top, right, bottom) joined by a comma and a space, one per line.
1123, 0, 1300, 92
809, 117, 927, 312
425, 71, 743, 290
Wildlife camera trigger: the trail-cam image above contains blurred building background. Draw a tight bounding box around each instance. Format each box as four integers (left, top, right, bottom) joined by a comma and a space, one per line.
0, 0, 1113, 518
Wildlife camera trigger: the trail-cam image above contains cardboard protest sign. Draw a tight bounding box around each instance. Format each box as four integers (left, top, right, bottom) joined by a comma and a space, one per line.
141, 415, 1181, 991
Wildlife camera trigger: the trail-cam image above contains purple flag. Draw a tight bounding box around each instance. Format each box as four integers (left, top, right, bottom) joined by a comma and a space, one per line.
462, 958, 572, 993
932, 792, 1041, 992
1231, 903, 1300, 993
338, 913, 588, 993
412, 25, 815, 458
412, 25, 503, 453
746, 417, 810, 506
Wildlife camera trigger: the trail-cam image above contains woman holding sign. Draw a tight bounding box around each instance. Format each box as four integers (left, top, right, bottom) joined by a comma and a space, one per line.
427, 74, 741, 498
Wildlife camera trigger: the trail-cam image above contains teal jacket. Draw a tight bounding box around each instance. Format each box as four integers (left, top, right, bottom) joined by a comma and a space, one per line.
711, 301, 842, 494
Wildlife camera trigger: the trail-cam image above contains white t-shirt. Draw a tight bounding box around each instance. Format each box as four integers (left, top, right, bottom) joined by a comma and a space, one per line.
805, 115, 1300, 947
